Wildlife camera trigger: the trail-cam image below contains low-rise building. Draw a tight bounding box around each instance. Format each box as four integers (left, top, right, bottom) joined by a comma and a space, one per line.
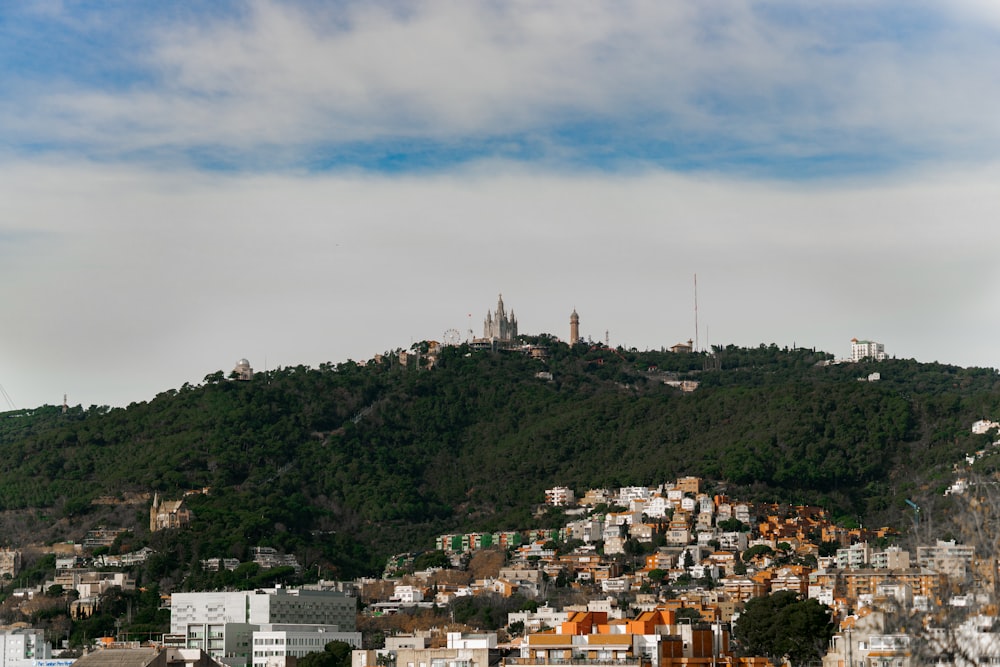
252, 624, 361, 667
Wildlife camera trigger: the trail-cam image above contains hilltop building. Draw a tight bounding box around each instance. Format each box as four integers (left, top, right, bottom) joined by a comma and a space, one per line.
851, 338, 887, 362
670, 340, 694, 354
483, 294, 518, 341
232, 359, 253, 381
570, 309, 580, 345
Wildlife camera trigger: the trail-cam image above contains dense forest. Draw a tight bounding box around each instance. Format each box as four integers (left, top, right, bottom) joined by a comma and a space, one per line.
1, 341, 999, 583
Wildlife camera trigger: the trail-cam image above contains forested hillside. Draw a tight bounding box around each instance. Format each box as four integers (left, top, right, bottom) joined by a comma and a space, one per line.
1, 341, 998, 581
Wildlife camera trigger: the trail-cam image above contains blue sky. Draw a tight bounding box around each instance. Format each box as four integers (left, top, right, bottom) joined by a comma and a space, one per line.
1, 1, 999, 408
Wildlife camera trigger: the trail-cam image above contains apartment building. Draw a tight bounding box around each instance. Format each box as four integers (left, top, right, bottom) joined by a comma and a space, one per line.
0, 629, 52, 667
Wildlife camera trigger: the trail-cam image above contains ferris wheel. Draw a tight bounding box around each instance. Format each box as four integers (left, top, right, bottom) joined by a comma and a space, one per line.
442, 328, 462, 346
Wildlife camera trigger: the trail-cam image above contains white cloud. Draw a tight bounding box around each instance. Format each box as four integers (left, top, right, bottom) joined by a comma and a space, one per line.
4, 0, 999, 164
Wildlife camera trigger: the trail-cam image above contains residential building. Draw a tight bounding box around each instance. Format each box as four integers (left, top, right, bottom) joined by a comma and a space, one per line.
392, 585, 424, 604
836, 543, 871, 569
916, 540, 975, 582
508, 605, 568, 634
251, 547, 302, 573
871, 546, 910, 570
545, 487, 576, 506
0, 628, 52, 666
353, 633, 496, 667
83, 526, 129, 548
672, 477, 701, 495
618, 487, 653, 506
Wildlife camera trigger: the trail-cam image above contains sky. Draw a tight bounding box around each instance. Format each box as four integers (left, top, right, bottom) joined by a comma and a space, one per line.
1, 1, 999, 409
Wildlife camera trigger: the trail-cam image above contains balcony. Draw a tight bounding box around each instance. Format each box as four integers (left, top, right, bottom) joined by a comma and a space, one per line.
505, 659, 643, 666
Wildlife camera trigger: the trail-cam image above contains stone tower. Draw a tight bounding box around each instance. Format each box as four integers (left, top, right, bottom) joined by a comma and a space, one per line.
569, 309, 580, 345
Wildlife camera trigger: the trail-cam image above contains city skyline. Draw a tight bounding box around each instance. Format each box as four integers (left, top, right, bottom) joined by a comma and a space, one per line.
1, 2, 998, 408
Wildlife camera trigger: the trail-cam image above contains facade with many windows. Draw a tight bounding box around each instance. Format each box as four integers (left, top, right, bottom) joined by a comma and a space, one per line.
170, 587, 356, 666
252, 624, 361, 666
851, 338, 887, 362
0, 629, 52, 667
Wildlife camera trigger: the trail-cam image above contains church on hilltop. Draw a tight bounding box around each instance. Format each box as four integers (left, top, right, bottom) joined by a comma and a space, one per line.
484, 294, 518, 341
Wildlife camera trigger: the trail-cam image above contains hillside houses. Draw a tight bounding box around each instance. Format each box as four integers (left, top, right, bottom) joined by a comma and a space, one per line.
9, 473, 994, 666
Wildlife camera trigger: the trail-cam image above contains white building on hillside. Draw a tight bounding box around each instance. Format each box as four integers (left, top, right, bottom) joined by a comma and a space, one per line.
545, 486, 576, 506
851, 338, 887, 362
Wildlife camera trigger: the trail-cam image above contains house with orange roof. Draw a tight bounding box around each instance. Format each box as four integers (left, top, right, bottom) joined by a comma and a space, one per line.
513, 603, 735, 667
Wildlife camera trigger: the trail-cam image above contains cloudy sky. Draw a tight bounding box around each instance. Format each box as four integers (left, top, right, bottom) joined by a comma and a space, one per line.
1, 1, 999, 409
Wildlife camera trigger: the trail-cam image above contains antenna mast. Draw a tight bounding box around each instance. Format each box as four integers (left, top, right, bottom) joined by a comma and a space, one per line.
694, 274, 699, 353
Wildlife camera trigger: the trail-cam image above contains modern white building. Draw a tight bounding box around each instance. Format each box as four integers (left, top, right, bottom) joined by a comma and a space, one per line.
251, 624, 361, 667
0, 629, 51, 667
170, 587, 356, 666
851, 338, 887, 362
545, 486, 576, 506
392, 585, 424, 604
617, 486, 653, 506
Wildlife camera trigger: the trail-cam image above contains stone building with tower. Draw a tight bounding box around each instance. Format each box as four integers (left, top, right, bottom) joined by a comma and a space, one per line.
150, 493, 193, 532
483, 294, 518, 341
569, 309, 580, 345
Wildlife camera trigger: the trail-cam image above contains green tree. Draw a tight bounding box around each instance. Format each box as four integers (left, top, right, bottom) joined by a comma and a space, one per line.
734, 591, 833, 665
299, 640, 354, 667
718, 518, 747, 532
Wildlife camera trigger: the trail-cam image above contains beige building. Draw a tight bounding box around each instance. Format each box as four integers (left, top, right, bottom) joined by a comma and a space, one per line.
151, 493, 193, 532
0, 548, 21, 578
353, 633, 495, 667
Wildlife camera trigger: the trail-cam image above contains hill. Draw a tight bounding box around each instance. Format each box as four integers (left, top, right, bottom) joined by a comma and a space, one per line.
1, 341, 998, 582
